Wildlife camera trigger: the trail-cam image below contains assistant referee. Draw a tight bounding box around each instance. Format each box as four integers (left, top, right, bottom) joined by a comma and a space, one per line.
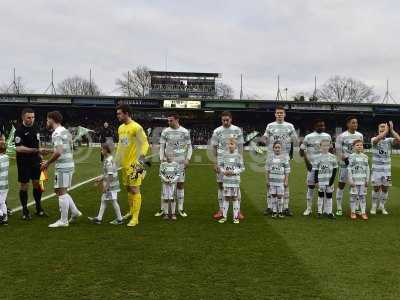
15, 108, 47, 219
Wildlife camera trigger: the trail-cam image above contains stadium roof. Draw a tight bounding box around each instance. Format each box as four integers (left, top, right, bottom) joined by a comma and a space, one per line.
149, 71, 220, 78
1, 93, 400, 116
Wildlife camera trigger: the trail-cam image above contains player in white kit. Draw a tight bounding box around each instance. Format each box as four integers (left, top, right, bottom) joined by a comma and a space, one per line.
370, 121, 400, 215
266, 141, 290, 219
261, 106, 298, 216
211, 111, 244, 220
334, 117, 363, 216
217, 138, 245, 224
300, 119, 332, 216
41, 111, 82, 228
156, 113, 192, 218
0, 135, 9, 225
313, 139, 338, 219
88, 143, 123, 225
159, 153, 180, 220
348, 140, 369, 220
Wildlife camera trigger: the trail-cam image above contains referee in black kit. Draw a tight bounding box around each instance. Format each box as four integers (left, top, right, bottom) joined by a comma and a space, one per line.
15, 108, 48, 219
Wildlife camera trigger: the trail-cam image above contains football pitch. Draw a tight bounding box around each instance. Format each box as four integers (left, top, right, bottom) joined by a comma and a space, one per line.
2, 148, 400, 299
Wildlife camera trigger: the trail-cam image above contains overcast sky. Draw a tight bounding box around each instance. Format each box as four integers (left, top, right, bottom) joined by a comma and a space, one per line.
1, 0, 399, 100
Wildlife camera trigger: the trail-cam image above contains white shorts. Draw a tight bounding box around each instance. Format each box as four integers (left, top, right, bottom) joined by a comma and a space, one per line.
101, 191, 118, 201
338, 167, 348, 183
0, 190, 8, 205
223, 186, 240, 198
350, 185, 367, 196
371, 172, 392, 187
318, 185, 334, 194
307, 170, 316, 186
161, 183, 176, 200
54, 171, 73, 189
269, 185, 284, 196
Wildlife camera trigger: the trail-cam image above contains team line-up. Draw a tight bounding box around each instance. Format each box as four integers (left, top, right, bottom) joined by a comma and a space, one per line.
0, 105, 398, 227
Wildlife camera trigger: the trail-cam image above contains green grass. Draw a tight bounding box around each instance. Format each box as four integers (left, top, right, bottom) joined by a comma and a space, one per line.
2, 148, 400, 299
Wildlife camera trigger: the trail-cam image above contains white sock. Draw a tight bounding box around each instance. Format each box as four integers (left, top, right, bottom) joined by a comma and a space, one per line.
325, 197, 333, 214
306, 188, 314, 210
222, 199, 229, 218
233, 200, 239, 219
278, 197, 284, 213
58, 194, 69, 223
267, 192, 272, 209
0, 195, 7, 220
371, 191, 379, 208
271, 196, 277, 213
218, 189, 223, 210
97, 199, 107, 220
266, 176, 271, 209
336, 188, 344, 210
162, 200, 169, 215
111, 200, 122, 221
0, 196, 5, 217
176, 189, 184, 211
65, 193, 79, 215
359, 195, 366, 214
237, 189, 241, 212
380, 192, 388, 208
1, 204, 7, 220
170, 200, 176, 215
0, 202, 4, 217
350, 195, 357, 213
356, 198, 360, 211
317, 197, 324, 214
283, 187, 289, 209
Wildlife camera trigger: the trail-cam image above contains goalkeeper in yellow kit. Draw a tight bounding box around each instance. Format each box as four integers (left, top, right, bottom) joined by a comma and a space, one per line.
115, 104, 149, 227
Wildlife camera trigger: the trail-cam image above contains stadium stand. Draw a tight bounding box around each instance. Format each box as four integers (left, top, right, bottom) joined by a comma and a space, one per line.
1, 93, 399, 148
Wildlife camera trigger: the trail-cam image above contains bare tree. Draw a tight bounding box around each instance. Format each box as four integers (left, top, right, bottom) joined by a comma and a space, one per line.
216, 82, 234, 99
317, 76, 379, 103
116, 66, 151, 97
57, 76, 101, 96
293, 91, 316, 101
293, 92, 306, 102
0, 76, 27, 94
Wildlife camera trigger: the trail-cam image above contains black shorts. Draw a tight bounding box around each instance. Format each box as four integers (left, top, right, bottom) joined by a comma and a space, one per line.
17, 160, 41, 183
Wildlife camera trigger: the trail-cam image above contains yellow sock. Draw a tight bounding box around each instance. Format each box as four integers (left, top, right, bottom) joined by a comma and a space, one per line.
132, 193, 142, 222
128, 193, 135, 216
